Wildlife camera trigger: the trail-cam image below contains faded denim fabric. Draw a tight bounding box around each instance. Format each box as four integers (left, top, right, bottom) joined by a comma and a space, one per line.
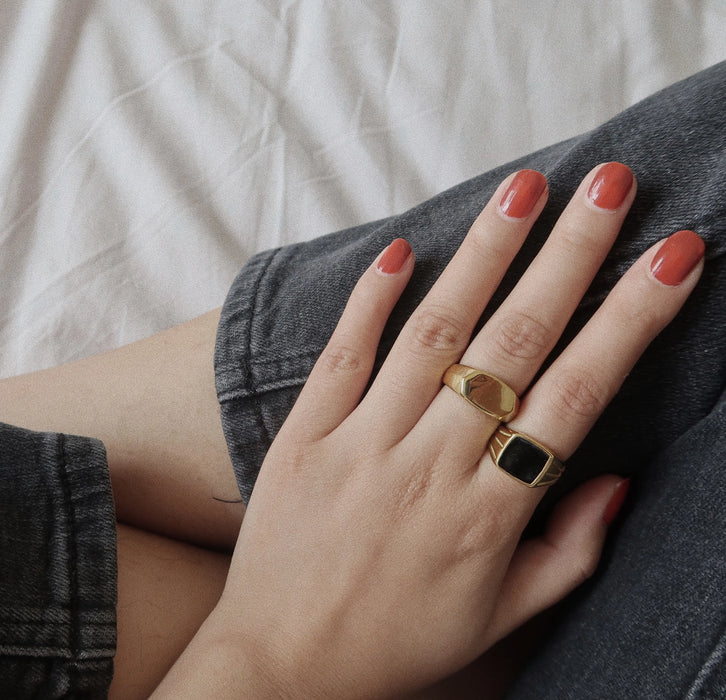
215, 61, 726, 507
216, 61, 726, 697
509, 388, 726, 698
0, 424, 116, 699
2, 61, 722, 699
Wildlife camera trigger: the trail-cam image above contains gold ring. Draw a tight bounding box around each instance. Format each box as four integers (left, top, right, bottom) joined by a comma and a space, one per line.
442, 364, 519, 422
488, 425, 565, 487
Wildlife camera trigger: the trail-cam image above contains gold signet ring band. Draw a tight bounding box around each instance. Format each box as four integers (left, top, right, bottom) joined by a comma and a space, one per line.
442, 364, 519, 422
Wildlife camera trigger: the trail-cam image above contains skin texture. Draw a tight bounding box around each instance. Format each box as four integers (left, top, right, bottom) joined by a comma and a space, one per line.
150, 165, 702, 697
0, 311, 241, 695
0, 164, 704, 696
0, 309, 244, 551
110, 525, 230, 699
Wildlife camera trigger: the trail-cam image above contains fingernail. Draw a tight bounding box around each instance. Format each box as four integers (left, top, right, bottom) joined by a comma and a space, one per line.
603, 478, 630, 526
499, 170, 547, 219
587, 162, 634, 210
650, 229, 705, 286
377, 238, 412, 274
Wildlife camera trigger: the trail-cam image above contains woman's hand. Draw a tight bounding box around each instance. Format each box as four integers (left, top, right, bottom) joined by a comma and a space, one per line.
155, 164, 704, 698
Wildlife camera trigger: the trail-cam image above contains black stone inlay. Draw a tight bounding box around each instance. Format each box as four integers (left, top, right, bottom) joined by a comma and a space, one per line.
498, 436, 549, 484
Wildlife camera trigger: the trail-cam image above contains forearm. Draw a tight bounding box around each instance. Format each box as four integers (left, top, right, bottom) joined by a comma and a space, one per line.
0, 309, 243, 551
109, 525, 231, 699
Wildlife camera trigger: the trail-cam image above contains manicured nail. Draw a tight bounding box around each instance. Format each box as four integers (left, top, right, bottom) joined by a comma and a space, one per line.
587, 162, 634, 210
499, 170, 547, 219
650, 229, 705, 286
603, 478, 630, 526
377, 238, 412, 274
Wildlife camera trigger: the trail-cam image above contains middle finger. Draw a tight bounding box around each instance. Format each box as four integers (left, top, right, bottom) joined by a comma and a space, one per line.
418, 162, 636, 458
356, 169, 549, 442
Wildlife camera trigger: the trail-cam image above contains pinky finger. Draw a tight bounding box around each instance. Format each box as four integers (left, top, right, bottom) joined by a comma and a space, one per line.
483, 475, 628, 646
281, 239, 414, 441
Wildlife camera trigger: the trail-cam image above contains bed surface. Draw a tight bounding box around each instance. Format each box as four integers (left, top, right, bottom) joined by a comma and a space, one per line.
1, 1, 724, 376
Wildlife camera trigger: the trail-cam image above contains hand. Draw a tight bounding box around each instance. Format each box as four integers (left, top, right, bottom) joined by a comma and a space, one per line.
156, 164, 704, 698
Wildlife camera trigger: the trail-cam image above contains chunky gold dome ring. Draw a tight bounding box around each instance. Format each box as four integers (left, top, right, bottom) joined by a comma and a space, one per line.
442, 364, 519, 422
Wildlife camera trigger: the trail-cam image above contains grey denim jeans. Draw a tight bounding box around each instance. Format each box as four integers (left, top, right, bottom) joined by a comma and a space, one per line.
0, 423, 116, 698
1, 62, 724, 698
215, 61, 726, 697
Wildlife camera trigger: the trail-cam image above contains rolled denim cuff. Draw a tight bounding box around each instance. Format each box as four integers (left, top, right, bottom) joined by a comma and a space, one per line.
0, 423, 117, 699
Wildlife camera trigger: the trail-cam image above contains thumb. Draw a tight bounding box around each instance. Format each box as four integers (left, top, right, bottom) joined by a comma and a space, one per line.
485, 475, 630, 645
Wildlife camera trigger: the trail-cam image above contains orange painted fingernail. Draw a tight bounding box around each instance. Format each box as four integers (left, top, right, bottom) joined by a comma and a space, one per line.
650, 230, 705, 286
603, 478, 630, 526
499, 170, 547, 219
377, 238, 412, 274
587, 162, 634, 210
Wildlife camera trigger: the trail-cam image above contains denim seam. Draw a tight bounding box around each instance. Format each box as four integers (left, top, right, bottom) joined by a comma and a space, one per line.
55, 433, 79, 685
247, 344, 326, 367
244, 248, 282, 463
218, 366, 317, 403
684, 619, 726, 699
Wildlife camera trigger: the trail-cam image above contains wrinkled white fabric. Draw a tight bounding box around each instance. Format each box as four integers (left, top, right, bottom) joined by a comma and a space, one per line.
0, 0, 724, 375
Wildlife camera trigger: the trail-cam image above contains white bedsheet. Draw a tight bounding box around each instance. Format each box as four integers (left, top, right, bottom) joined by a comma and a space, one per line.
1, 1, 724, 377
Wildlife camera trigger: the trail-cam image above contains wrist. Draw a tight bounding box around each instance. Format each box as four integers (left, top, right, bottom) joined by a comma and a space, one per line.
152, 607, 290, 699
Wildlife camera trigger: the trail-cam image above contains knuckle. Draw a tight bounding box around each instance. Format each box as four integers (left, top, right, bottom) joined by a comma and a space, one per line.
556, 220, 609, 257
491, 311, 550, 364
449, 506, 516, 569
457, 507, 506, 557
392, 468, 434, 523
555, 225, 589, 257
320, 343, 366, 375
408, 306, 469, 358
466, 226, 512, 270
572, 546, 601, 586
550, 367, 609, 422
543, 537, 600, 589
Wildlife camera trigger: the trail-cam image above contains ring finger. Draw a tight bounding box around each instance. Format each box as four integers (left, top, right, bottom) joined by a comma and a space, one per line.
418, 162, 636, 456
356, 169, 549, 441
498, 229, 705, 465
477, 229, 704, 505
